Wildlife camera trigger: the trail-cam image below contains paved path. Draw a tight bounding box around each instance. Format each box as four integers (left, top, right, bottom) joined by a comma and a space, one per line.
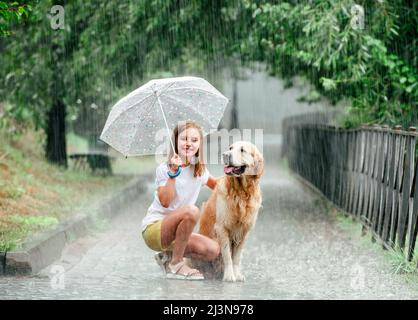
1, 163, 418, 299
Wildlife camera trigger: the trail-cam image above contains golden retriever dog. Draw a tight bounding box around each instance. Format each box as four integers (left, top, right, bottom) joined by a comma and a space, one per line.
195, 141, 264, 282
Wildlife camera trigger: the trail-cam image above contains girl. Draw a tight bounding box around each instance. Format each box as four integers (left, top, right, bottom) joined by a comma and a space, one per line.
141, 120, 220, 280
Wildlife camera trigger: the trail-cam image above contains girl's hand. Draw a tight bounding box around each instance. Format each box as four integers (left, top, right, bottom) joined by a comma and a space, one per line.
169, 154, 182, 173
206, 175, 217, 190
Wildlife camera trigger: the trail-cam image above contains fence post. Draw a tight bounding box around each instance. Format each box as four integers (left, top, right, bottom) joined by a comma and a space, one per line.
347, 130, 354, 214
357, 128, 366, 219
398, 127, 416, 254
394, 128, 408, 250
389, 125, 402, 246
351, 130, 359, 216
372, 127, 385, 237
407, 127, 418, 262
366, 128, 376, 230
382, 127, 395, 245
377, 126, 390, 243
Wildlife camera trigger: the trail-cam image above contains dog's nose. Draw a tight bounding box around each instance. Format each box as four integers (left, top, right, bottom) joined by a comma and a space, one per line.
222, 152, 230, 165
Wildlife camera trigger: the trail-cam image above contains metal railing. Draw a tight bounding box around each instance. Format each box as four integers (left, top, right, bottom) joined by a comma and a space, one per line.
282, 120, 418, 263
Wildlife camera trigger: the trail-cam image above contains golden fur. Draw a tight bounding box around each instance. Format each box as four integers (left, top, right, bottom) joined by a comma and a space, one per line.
196, 141, 264, 282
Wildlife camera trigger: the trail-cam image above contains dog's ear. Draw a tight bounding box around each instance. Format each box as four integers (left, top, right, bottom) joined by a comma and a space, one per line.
254, 152, 264, 176
249, 151, 264, 177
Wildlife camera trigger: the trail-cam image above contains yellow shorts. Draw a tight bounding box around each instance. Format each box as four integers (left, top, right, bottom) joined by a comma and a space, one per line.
142, 219, 175, 252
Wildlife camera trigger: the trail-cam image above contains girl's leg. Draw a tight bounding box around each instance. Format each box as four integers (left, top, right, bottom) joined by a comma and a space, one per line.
161, 204, 200, 265
184, 233, 220, 261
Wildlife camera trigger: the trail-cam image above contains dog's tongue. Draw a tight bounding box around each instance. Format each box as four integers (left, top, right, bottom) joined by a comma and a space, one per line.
224, 166, 234, 174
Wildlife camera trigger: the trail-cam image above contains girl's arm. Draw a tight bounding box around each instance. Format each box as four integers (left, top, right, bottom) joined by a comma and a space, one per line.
158, 178, 176, 208
206, 175, 217, 190
158, 156, 180, 208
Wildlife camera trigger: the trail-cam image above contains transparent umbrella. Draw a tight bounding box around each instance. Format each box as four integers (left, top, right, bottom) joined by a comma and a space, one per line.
100, 76, 229, 157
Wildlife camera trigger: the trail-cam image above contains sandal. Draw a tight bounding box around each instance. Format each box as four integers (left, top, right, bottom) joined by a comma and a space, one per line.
154, 252, 171, 274
166, 259, 205, 280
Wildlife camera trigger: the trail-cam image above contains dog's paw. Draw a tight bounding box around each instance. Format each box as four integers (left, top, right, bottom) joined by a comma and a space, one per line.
222, 271, 236, 282
234, 271, 246, 282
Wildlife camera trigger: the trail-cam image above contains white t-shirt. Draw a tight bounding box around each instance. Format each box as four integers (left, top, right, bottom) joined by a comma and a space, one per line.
141, 162, 210, 232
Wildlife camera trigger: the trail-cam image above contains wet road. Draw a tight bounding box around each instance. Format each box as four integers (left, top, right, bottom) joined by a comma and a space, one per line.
1, 162, 418, 299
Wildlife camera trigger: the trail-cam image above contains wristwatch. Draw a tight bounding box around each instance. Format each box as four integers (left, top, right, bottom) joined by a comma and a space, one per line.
167, 166, 182, 178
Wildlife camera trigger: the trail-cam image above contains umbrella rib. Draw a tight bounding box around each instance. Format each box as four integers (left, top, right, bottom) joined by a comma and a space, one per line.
104, 95, 157, 156
159, 93, 218, 128
155, 82, 176, 97
103, 93, 155, 133
105, 80, 228, 156
127, 92, 222, 156
156, 95, 176, 153
126, 95, 160, 155
163, 86, 229, 101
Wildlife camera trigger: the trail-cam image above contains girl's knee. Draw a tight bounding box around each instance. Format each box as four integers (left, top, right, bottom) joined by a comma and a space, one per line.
208, 241, 220, 260
183, 205, 199, 222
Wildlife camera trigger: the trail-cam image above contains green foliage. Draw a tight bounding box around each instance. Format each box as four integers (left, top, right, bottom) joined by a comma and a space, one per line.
8, 214, 58, 228
0, 215, 58, 251
240, 0, 418, 128
0, 1, 32, 36
1, 0, 64, 132
389, 245, 418, 276
1, 0, 416, 140
3, 183, 26, 199
0, 123, 134, 251
0, 0, 248, 139
297, 89, 321, 104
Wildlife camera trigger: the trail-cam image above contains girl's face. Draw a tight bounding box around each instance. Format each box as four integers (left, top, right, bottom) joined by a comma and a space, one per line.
177, 128, 200, 162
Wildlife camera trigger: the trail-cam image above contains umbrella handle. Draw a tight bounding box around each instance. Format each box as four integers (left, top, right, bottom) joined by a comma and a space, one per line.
156, 95, 176, 154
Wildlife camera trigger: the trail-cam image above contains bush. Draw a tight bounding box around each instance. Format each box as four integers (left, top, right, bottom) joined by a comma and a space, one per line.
240, 0, 417, 128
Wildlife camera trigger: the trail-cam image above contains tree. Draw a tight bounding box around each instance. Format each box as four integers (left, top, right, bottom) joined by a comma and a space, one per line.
1, 0, 255, 166
240, 0, 418, 127
1, 0, 105, 166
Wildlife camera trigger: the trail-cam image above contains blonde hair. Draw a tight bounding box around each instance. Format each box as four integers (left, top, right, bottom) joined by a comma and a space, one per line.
168, 120, 205, 177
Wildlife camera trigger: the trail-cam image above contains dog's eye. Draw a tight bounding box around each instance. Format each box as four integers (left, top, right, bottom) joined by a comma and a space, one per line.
229, 146, 233, 150
241, 147, 245, 153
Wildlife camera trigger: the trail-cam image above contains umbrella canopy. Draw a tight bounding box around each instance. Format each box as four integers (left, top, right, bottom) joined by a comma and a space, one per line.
100, 76, 229, 157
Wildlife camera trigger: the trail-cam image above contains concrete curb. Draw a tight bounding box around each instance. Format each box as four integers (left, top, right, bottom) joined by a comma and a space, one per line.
1, 173, 152, 276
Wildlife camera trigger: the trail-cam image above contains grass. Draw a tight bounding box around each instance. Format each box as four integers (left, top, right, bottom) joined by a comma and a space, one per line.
0, 215, 59, 251
0, 128, 154, 252
335, 213, 418, 281
67, 131, 157, 176
389, 246, 418, 276
111, 154, 156, 175
67, 132, 89, 153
